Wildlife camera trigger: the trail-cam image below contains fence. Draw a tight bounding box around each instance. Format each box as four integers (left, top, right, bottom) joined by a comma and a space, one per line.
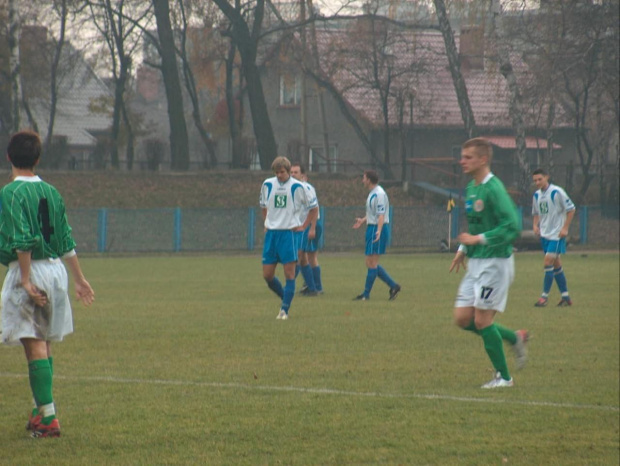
67, 205, 618, 254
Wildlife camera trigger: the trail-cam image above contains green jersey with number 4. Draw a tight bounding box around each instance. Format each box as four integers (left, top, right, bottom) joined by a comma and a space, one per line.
0, 177, 76, 266
463, 173, 520, 259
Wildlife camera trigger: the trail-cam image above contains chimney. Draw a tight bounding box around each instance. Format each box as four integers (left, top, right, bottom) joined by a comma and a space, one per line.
459, 26, 484, 71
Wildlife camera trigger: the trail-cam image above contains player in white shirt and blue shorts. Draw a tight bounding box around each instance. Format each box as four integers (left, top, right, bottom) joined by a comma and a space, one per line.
260, 157, 318, 319
290, 163, 323, 296
531, 168, 576, 307
352, 170, 401, 301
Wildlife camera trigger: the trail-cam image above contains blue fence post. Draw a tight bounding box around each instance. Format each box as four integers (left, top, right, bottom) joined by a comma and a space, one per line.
387, 206, 394, 247
173, 208, 182, 252
580, 206, 588, 244
451, 206, 460, 240
319, 206, 325, 250
97, 208, 108, 253
247, 207, 256, 250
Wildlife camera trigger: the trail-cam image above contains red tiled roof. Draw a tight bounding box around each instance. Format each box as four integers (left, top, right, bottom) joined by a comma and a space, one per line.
482, 135, 562, 149
311, 27, 568, 131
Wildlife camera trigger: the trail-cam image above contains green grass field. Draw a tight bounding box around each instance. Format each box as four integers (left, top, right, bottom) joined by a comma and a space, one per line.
1, 252, 618, 465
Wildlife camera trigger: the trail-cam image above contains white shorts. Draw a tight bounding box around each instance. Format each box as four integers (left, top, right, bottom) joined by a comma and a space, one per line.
454, 256, 515, 312
1, 259, 73, 346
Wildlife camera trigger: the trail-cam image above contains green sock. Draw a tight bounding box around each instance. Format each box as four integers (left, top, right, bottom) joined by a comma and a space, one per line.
465, 320, 517, 345
28, 359, 56, 424
495, 324, 517, 345
479, 325, 511, 381
48, 356, 54, 375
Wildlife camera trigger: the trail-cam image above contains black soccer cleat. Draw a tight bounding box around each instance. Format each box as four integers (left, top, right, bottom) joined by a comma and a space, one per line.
389, 285, 401, 301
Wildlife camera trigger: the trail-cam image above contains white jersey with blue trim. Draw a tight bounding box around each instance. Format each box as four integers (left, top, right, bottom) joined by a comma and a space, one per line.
366, 185, 389, 225
532, 183, 575, 240
297, 181, 320, 224
260, 175, 311, 230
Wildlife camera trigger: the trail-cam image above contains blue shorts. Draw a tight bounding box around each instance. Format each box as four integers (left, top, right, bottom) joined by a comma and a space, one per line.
302, 223, 322, 253
365, 224, 389, 256
263, 230, 298, 265
541, 237, 566, 256
294, 230, 304, 251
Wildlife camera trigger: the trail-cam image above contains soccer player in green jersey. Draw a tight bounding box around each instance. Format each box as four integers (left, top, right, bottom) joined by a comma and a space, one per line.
0, 130, 94, 437
449, 138, 529, 389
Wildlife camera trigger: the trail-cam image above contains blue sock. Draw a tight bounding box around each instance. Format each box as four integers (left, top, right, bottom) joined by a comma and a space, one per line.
377, 265, 397, 289
301, 265, 317, 291
312, 266, 323, 292
267, 277, 284, 299
295, 264, 300, 278
364, 268, 378, 297
554, 267, 569, 296
281, 279, 295, 313
543, 266, 554, 295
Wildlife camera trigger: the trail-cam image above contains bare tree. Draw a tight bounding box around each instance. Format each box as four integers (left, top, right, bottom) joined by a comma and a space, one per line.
153, 0, 190, 170
212, 0, 278, 169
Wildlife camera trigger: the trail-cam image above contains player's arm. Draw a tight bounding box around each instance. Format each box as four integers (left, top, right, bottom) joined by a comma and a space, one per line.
533, 214, 540, 236
62, 251, 95, 306
560, 209, 575, 238
303, 207, 319, 238
374, 214, 384, 242
353, 215, 367, 229
17, 250, 47, 306
479, 188, 521, 247
449, 246, 467, 273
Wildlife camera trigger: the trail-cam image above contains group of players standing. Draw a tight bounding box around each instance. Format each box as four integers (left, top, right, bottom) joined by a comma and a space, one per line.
0, 132, 576, 439
260, 138, 575, 389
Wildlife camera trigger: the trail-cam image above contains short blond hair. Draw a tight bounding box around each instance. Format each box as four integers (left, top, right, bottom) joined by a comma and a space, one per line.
462, 137, 493, 163
271, 156, 291, 173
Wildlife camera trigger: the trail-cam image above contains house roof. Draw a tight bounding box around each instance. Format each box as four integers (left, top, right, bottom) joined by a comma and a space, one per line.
482, 135, 562, 150
304, 26, 568, 131
22, 35, 112, 148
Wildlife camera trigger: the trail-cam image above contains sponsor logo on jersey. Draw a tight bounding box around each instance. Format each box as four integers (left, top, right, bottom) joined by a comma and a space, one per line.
474, 199, 484, 212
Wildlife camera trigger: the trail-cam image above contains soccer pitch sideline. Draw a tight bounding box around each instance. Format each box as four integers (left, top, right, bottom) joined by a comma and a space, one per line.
0, 252, 618, 465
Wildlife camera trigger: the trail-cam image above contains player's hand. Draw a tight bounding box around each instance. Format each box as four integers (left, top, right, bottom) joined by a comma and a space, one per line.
22, 282, 48, 307
308, 228, 316, 240
352, 218, 364, 229
533, 226, 540, 236
373, 230, 381, 243
449, 251, 466, 273
74, 279, 95, 306
559, 228, 568, 238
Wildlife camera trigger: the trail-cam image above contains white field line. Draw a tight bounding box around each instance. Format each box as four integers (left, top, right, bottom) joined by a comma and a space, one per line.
1, 372, 618, 413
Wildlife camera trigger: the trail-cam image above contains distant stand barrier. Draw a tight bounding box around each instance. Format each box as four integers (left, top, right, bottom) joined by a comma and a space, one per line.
66, 205, 616, 254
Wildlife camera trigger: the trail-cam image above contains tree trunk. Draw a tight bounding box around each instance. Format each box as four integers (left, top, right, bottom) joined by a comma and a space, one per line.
153, 0, 190, 170
8, 0, 22, 132
43, 0, 68, 165
433, 0, 477, 138
226, 41, 244, 168
212, 0, 278, 169
491, 2, 529, 200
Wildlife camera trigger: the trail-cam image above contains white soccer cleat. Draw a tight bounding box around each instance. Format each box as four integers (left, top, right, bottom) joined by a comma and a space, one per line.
276, 309, 287, 320
512, 329, 530, 370
481, 372, 514, 389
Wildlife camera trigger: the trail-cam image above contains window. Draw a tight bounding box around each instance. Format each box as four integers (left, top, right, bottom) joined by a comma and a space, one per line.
309, 145, 339, 172
280, 74, 301, 106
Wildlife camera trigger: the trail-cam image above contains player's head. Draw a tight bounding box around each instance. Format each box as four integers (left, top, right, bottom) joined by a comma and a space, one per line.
460, 138, 492, 175
290, 163, 306, 181
7, 130, 42, 169
271, 156, 291, 183
271, 156, 291, 174
363, 170, 379, 188
532, 168, 550, 190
